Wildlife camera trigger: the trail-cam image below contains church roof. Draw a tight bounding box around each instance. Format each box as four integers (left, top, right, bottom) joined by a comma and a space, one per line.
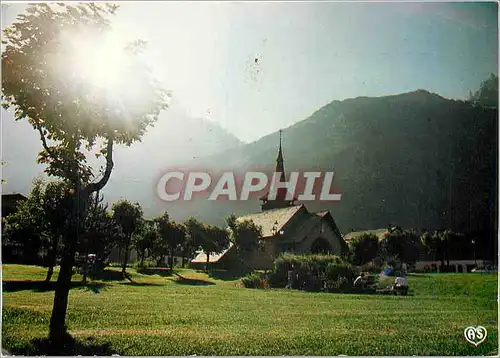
191, 243, 234, 263
343, 228, 388, 243
236, 204, 304, 238
314, 211, 330, 217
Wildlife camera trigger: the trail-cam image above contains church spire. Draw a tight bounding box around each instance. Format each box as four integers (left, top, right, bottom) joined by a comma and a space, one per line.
276, 129, 286, 182
260, 129, 296, 211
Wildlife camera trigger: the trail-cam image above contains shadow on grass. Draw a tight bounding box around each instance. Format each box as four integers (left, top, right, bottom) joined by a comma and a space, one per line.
136, 267, 173, 277
118, 281, 165, 287
90, 269, 135, 282
173, 275, 215, 286
8, 335, 120, 356
2, 280, 109, 294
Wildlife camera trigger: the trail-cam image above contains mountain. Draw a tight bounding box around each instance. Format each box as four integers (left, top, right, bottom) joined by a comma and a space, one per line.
4, 89, 497, 257
156, 90, 497, 257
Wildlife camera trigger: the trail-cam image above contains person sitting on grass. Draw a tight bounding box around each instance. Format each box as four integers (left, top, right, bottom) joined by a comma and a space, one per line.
393, 272, 409, 295
353, 273, 366, 290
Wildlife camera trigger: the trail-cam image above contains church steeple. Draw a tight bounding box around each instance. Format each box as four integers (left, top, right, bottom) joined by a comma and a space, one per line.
276, 129, 286, 182
260, 129, 296, 211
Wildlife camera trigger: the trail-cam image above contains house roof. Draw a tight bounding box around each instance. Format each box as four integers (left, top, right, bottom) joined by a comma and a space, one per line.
343, 228, 388, 243
314, 211, 330, 218
191, 244, 234, 263
2, 193, 28, 201
236, 204, 304, 238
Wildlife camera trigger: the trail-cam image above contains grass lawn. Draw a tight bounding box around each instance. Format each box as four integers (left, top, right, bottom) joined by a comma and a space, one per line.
2, 264, 498, 355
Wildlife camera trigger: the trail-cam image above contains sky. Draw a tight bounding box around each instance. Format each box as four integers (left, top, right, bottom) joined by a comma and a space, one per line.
2, 1, 498, 143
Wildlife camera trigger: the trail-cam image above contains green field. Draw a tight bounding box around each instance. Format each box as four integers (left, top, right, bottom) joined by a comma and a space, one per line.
2, 264, 498, 355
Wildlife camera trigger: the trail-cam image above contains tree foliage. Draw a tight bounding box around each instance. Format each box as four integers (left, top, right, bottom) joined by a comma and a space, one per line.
154, 212, 186, 268
226, 214, 263, 258
379, 226, 420, 265
184, 217, 229, 271
2, 178, 68, 267
111, 200, 143, 273
348, 233, 380, 266
469, 73, 498, 109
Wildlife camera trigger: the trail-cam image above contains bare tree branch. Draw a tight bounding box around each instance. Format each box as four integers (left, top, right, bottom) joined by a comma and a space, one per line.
87, 135, 114, 194
36, 125, 58, 161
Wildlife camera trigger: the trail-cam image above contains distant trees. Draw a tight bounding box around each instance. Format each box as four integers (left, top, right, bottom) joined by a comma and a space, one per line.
419, 229, 467, 270
469, 73, 498, 108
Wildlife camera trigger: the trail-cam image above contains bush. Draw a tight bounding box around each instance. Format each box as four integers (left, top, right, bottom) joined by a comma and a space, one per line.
132, 258, 157, 269
361, 261, 382, 273
241, 271, 270, 289
270, 253, 354, 292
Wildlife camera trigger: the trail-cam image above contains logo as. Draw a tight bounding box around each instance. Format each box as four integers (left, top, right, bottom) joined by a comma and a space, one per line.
464, 326, 487, 346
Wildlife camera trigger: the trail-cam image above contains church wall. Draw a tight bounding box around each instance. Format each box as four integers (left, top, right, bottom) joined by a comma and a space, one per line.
296, 219, 342, 255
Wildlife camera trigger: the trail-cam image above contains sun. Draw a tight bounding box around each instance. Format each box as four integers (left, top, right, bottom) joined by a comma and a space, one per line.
61, 28, 130, 93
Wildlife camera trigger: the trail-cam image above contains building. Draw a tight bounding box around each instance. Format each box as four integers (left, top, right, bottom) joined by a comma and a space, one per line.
191, 130, 348, 270
1, 193, 27, 220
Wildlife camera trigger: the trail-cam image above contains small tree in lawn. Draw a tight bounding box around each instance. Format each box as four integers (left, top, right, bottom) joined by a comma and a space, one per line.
81, 194, 123, 279
2, 3, 168, 341
226, 214, 263, 269
155, 212, 186, 269
178, 224, 198, 267
135, 221, 159, 268
112, 200, 143, 274
204, 224, 230, 271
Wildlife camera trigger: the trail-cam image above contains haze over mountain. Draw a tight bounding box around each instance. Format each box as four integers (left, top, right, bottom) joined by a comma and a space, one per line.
3, 88, 497, 259
1, 100, 243, 210
151, 90, 497, 249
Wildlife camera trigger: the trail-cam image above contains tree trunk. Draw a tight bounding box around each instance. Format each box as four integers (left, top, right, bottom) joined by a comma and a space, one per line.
122, 235, 131, 274
205, 250, 209, 272
45, 242, 59, 283
169, 248, 174, 269
45, 265, 55, 283
181, 256, 185, 268
49, 192, 87, 342
140, 251, 145, 267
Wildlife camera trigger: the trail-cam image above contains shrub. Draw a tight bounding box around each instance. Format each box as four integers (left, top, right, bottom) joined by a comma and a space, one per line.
241, 271, 269, 289
270, 253, 353, 291
361, 261, 382, 273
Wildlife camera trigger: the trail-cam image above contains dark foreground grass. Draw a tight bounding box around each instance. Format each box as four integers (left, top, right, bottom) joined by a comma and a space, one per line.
2, 264, 498, 355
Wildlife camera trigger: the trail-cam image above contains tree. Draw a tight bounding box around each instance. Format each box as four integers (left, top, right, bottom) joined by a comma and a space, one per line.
2, 178, 70, 282
155, 212, 187, 269
379, 226, 419, 266
2, 3, 168, 341
348, 233, 380, 266
469, 73, 498, 108
204, 224, 230, 271
41, 180, 72, 282
226, 214, 263, 268
134, 221, 158, 268
80, 193, 123, 280
112, 200, 143, 274
184, 217, 229, 271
